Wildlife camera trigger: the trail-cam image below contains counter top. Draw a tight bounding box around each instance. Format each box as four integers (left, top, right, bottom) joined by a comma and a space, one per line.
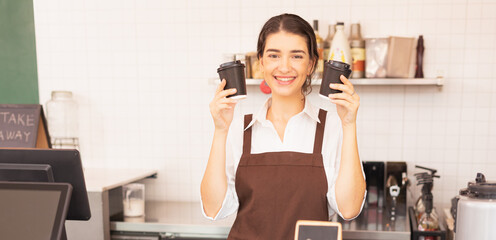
337, 207, 410, 240
110, 201, 410, 239
112, 201, 233, 238
84, 168, 158, 192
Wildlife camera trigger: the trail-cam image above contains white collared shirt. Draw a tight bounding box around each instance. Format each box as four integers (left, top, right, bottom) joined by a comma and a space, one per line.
202, 97, 365, 221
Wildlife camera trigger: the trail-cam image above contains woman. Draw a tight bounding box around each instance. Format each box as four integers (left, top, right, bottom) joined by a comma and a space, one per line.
201, 13, 366, 239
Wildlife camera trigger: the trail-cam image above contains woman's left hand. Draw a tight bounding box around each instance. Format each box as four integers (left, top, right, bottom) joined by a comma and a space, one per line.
328, 75, 360, 127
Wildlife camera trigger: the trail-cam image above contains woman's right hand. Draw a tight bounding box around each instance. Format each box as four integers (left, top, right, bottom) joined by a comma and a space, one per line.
209, 79, 238, 132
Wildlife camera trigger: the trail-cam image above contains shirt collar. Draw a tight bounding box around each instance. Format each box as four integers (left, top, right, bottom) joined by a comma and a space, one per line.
244, 97, 320, 131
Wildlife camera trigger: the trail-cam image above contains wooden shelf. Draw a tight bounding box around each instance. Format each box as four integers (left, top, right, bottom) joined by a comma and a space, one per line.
209, 76, 444, 86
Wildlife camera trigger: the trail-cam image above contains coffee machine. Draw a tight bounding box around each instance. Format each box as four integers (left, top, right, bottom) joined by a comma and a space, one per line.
337, 161, 408, 232
384, 162, 408, 218
362, 161, 408, 218
362, 161, 385, 208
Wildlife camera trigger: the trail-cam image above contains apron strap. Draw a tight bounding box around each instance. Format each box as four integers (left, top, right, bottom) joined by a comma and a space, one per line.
243, 114, 253, 155
313, 109, 327, 154
243, 110, 326, 155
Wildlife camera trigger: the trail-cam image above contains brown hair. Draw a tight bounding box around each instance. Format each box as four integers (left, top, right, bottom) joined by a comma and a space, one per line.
257, 13, 318, 95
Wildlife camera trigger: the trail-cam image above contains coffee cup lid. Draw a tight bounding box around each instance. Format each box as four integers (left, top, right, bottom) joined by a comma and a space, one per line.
326, 60, 351, 70
218, 60, 245, 72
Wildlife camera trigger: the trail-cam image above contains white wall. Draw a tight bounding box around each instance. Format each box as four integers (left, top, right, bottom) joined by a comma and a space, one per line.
33, 0, 496, 208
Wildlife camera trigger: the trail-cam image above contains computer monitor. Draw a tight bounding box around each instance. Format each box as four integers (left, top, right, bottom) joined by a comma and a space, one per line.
0, 181, 72, 240
0, 149, 91, 220
0, 163, 55, 182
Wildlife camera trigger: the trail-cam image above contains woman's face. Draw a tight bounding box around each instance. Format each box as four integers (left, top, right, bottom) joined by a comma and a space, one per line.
260, 31, 314, 98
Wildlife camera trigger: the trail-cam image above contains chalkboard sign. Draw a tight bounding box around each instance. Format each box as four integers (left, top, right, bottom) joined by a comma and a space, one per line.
0, 104, 51, 148
0, 0, 40, 104
295, 220, 342, 240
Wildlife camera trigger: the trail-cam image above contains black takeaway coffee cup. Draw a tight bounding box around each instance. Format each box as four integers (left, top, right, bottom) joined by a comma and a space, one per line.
217, 60, 247, 99
320, 60, 352, 99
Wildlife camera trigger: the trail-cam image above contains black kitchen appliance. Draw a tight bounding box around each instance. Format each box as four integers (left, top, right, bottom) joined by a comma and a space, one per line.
385, 161, 408, 218
362, 161, 385, 208
361, 161, 408, 218
338, 161, 409, 233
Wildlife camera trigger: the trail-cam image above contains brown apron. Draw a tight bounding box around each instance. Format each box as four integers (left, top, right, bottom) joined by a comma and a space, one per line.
228, 109, 329, 240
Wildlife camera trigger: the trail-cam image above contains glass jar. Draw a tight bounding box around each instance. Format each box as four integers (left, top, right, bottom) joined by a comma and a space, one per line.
122, 183, 146, 219
46, 91, 79, 149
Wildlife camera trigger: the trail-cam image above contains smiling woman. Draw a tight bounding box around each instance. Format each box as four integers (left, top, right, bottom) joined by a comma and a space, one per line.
261, 32, 314, 98
201, 13, 366, 240
256, 14, 319, 97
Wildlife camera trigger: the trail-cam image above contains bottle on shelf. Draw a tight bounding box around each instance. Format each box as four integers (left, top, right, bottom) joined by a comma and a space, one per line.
349, 23, 365, 79
313, 20, 324, 79
415, 35, 424, 78
328, 22, 352, 67
323, 24, 336, 62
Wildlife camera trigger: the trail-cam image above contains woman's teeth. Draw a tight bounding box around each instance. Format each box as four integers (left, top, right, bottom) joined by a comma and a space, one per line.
275, 77, 296, 81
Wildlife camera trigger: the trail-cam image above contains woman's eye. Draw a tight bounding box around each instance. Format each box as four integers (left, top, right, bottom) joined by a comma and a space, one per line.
293, 55, 303, 59
268, 54, 278, 58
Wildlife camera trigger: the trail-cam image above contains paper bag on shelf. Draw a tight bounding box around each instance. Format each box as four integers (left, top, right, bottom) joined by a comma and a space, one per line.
386, 36, 416, 78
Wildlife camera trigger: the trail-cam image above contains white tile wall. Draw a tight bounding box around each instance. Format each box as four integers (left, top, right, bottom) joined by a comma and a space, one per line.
33, 0, 496, 208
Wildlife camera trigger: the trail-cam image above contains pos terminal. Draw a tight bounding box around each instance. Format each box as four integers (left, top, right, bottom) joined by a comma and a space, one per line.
0, 149, 91, 240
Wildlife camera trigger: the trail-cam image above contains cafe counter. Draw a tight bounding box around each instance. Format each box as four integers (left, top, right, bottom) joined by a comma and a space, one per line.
110, 202, 410, 240
65, 168, 158, 240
